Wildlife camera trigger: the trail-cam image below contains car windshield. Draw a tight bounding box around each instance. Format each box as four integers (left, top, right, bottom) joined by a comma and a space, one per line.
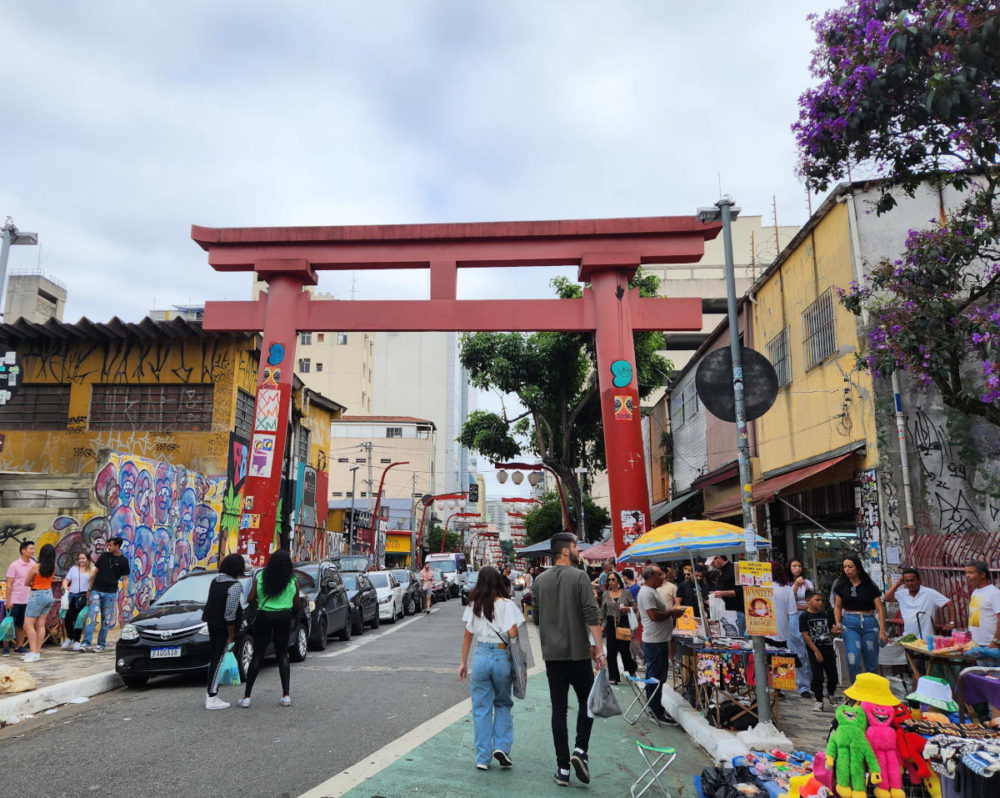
342, 574, 359, 590
368, 573, 391, 588
153, 573, 218, 605
293, 568, 317, 591
339, 556, 369, 572
427, 562, 453, 575
391, 570, 410, 584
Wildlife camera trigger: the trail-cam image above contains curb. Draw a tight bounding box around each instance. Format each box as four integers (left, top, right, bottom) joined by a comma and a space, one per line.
0, 670, 123, 726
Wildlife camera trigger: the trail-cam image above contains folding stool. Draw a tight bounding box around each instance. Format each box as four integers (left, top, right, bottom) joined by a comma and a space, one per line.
623, 673, 662, 725
630, 740, 676, 798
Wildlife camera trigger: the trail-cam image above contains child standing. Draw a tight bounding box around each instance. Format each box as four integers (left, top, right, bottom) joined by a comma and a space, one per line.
799, 589, 838, 711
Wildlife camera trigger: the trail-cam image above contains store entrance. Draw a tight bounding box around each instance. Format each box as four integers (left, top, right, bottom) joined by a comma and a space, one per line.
796, 526, 860, 596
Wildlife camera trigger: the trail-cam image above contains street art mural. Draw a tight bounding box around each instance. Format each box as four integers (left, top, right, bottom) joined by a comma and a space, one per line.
48, 452, 225, 625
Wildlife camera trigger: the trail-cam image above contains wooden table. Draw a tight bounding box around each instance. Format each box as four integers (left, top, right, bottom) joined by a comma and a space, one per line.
901, 643, 982, 719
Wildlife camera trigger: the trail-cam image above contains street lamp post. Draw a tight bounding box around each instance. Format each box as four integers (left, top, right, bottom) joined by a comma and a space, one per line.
494, 462, 574, 535
0, 218, 39, 319
415, 491, 466, 566
370, 460, 409, 568
698, 197, 772, 728
441, 512, 480, 553
348, 465, 360, 551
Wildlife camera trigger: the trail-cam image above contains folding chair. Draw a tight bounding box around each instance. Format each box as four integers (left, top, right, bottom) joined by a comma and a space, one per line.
631, 740, 676, 798
623, 673, 662, 725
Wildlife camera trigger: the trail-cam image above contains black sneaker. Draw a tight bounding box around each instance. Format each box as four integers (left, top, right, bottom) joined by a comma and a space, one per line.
571, 750, 590, 784
554, 768, 570, 787
654, 711, 679, 726
493, 750, 512, 768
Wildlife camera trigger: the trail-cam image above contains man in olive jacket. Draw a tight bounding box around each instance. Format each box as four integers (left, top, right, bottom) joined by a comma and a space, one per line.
533, 531, 605, 787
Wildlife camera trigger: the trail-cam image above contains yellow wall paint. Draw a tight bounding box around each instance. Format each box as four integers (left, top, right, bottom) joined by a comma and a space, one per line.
752, 202, 879, 475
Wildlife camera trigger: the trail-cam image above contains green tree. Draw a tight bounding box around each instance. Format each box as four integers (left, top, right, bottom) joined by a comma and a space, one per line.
459, 270, 671, 540
425, 525, 461, 553
794, 1, 1000, 422
523, 492, 611, 545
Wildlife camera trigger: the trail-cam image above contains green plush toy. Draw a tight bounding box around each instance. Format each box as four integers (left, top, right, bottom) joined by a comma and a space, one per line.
824, 705, 882, 798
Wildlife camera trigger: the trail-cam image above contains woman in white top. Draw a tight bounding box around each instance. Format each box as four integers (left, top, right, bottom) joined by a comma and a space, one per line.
766, 561, 798, 647
459, 565, 525, 771
62, 552, 94, 650
786, 559, 815, 696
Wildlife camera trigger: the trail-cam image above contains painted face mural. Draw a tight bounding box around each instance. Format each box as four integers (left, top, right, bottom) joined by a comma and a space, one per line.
193, 504, 218, 561
84, 516, 111, 559
195, 473, 209, 502
111, 506, 137, 558
178, 488, 197, 537
172, 539, 194, 583
118, 460, 139, 505
152, 528, 172, 593
135, 469, 154, 528
154, 463, 175, 525
94, 462, 120, 512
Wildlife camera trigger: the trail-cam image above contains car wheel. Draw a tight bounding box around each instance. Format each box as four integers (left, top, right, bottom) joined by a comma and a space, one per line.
237, 636, 254, 678
338, 613, 351, 642
121, 674, 149, 688
289, 623, 308, 663
461, 596, 467, 606
386, 606, 396, 624
368, 609, 380, 630
351, 609, 364, 636
310, 616, 328, 651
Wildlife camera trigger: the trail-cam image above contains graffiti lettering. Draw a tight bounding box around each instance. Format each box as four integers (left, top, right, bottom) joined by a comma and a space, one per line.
0, 522, 36, 546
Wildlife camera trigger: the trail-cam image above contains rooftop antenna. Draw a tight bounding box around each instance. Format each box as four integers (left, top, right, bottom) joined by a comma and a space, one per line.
351, 271, 358, 300
717, 172, 723, 199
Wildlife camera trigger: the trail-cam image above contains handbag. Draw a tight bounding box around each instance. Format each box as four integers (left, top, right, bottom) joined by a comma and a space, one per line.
615, 621, 633, 642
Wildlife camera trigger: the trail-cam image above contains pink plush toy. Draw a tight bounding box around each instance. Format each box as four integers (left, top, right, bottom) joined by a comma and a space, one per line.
861, 702, 904, 798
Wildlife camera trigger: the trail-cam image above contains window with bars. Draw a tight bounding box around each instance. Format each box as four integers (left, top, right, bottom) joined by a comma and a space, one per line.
766, 328, 792, 387
234, 388, 255, 439
0, 384, 71, 430
298, 358, 310, 373
386, 427, 402, 438
90, 384, 214, 431
803, 289, 836, 369
296, 427, 311, 463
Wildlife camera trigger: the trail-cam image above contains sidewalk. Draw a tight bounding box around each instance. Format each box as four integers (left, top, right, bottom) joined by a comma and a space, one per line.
303, 624, 712, 798
0, 629, 122, 726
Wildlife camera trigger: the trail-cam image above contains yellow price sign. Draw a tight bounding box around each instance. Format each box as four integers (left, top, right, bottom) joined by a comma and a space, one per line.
737, 561, 773, 587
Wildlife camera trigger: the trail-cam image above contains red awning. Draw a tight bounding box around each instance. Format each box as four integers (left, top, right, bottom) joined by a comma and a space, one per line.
691, 461, 739, 490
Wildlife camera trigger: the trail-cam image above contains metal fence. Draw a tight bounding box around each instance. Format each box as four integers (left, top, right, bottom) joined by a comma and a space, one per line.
904, 530, 1000, 628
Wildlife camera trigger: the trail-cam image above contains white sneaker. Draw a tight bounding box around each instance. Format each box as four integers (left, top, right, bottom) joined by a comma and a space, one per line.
279, 696, 291, 707
78, 644, 90, 652
205, 695, 230, 710
73, 642, 83, 652
237, 697, 251, 708
813, 701, 825, 712
22, 653, 40, 663
61, 639, 73, 650
93, 645, 106, 653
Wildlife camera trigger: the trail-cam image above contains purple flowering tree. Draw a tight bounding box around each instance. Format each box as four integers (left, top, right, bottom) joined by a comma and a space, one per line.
794, 0, 1000, 423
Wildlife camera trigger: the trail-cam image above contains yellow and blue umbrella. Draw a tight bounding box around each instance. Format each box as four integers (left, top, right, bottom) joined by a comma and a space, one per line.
616, 519, 770, 563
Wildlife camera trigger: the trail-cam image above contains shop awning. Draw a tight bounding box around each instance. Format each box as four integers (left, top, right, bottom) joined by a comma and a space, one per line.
691, 461, 738, 490
703, 452, 856, 519
651, 490, 700, 524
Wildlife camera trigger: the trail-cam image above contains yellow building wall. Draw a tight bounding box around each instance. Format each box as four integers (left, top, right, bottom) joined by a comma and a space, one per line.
752, 202, 879, 475
0, 337, 257, 476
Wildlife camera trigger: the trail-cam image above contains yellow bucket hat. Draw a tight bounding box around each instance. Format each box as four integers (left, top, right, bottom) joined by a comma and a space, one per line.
843, 673, 900, 706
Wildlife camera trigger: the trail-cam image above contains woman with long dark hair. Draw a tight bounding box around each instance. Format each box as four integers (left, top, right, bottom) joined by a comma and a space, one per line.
240, 549, 300, 708
599, 571, 637, 684
458, 565, 524, 771
832, 554, 887, 680
62, 551, 95, 651
202, 553, 246, 710
22, 544, 57, 662
786, 559, 815, 696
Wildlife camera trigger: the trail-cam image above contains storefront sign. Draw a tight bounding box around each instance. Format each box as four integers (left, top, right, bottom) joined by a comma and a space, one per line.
384, 533, 412, 553
743, 586, 778, 636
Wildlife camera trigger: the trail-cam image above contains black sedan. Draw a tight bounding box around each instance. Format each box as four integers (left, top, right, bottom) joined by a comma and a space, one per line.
342, 571, 379, 634
115, 569, 311, 688
294, 561, 352, 650
391, 569, 421, 616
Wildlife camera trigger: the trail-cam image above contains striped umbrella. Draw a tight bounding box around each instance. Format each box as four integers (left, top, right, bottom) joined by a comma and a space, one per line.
616, 519, 770, 563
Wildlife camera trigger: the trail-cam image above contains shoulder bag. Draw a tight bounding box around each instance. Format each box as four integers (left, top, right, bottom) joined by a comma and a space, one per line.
491, 606, 528, 700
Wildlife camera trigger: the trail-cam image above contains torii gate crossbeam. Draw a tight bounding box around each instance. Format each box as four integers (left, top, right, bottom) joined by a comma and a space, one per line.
195, 216, 720, 566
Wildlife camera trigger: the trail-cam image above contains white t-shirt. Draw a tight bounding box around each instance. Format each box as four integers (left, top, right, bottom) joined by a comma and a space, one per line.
638, 585, 672, 643
64, 565, 93, 594
895, 585, 950, 638
463, 598, 525, 644
792, 579, 814, 610
770, 584, 798, 642
968, 584, 1000, 646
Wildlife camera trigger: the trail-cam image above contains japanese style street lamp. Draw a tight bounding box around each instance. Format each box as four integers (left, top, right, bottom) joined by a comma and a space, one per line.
493, 462, 573, 536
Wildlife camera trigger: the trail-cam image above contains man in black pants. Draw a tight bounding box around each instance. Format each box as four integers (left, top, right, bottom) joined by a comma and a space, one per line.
533, 531, 605, 787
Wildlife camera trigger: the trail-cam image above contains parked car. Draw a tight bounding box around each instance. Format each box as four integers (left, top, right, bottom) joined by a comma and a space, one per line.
367, 570, 403, 623
430, 575, 450, 603
391, 569, 421, 616
115, 569, 311, 688
342, 571, 379, 633
333, 555, 372, 573
461, 570, 480, 605
294, 560, 352, 650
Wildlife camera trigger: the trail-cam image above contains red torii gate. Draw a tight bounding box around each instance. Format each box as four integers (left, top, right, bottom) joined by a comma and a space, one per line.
194, 216, 720, 566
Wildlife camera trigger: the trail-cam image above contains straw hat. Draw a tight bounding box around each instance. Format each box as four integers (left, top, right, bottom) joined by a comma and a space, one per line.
905, 676, 958, 713
843, 673, 900, 706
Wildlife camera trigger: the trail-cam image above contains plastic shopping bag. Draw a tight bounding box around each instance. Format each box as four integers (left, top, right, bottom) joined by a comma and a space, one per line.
74, 608, 89, 631
626, 606, 638, 631
60, 591, 71, 612
508, 631, 528, 700
218, 651, 242, 686
586, 667, 623, 718
0, 616, 14, 642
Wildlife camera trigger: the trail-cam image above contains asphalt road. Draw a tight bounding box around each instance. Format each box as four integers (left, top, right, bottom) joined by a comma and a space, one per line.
0, 596, 471, 798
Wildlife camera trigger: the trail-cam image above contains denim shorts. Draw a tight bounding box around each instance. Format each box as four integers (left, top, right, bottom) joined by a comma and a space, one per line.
25, 589, 54, 618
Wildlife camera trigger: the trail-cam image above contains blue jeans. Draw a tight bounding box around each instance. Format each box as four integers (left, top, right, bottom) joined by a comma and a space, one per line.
787, 611, 812, 693
642, 640, 670, 716
83, 590, 118, 648
841, 612, 879, 680
470, 642, 513, 766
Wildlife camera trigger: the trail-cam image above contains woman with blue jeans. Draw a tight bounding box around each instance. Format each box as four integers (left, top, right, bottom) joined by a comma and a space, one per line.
787, 559, 815, 696
458, 566, 525, 771
832, 555, 887, 682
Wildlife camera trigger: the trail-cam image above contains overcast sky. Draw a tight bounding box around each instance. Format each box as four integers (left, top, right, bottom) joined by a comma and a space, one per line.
2, 1, 833, 321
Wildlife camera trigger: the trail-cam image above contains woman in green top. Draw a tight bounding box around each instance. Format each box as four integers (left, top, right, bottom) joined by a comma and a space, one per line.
239, 549, 301, 708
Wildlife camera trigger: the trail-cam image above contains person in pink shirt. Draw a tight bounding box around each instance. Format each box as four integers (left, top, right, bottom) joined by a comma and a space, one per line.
4, 541, 36, 655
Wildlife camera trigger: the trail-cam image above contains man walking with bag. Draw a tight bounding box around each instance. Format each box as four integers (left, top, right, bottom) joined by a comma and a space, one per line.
533, 531, 605, 787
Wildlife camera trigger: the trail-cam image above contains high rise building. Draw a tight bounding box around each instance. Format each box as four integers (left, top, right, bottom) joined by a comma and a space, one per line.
3, 269, 66, 323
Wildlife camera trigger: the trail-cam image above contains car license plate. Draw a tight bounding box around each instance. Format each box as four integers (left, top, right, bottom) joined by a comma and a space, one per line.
150, 646, 181, 659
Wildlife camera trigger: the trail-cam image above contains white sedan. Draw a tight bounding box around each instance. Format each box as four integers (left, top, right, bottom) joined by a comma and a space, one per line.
367, 571, 404, 624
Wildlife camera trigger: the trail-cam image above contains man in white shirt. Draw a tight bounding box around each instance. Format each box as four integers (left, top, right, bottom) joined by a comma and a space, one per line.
965, 560, 1000, 648
884, 567, 953, 638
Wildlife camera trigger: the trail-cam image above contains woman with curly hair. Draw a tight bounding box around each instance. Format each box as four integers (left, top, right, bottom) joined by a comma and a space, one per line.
240, 549, 301, 708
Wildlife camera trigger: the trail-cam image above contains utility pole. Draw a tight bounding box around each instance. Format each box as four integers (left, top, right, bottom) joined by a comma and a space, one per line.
360, 441, 374, 513
348, 465, 359, 551
575, 467, 588, 542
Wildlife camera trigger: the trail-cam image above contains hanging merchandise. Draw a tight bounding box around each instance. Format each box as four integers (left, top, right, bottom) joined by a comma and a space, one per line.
825, 704, 882, 798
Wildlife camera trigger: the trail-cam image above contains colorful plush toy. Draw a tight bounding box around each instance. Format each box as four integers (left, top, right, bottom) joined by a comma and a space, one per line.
825, 705, 882, 798
862, 702, 904, 798
890, 704, 930, 784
